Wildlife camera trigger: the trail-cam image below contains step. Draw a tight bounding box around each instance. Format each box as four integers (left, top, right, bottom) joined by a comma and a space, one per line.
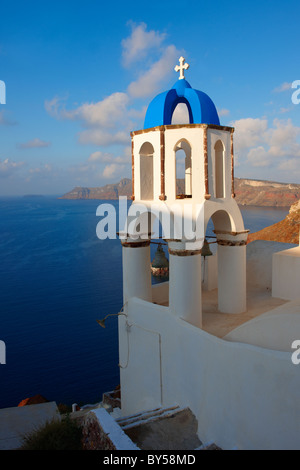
121, 407, 202, 450
116, 405, 182, 430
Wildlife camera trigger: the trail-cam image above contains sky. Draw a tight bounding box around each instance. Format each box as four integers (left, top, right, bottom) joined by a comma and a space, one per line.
0, 0, 300, 195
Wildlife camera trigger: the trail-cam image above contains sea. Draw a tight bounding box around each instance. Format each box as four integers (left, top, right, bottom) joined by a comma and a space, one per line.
0, 197, 289, 409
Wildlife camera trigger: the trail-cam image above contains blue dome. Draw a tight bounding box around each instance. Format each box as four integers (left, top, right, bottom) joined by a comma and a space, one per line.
144, 79, 220, 129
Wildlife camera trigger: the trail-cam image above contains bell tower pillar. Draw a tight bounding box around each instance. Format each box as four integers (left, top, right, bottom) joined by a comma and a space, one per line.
168, 241, 202, 328
216, 233, 248, 314
121, 239, 152, 304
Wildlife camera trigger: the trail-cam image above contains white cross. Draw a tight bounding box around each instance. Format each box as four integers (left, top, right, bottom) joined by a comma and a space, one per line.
174, 56, 189, 80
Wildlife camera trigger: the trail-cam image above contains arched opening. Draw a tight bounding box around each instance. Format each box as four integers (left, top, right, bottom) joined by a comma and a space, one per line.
171, 103, 190, 125
175, 140, 192, 198
202, 208, 246, 315
139, 142, 154, 200
202, 209, 234, 292
150, 215, 169, 287
215, 140, 225, 198
125, 207, 170, 304
211, 209, 233, 233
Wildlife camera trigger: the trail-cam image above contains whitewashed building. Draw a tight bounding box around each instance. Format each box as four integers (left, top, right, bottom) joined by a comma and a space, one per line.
116, 58, 300, 450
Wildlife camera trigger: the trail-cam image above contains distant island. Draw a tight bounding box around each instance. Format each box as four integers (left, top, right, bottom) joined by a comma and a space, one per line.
59, 178, 133, 201
59, 177, 300, 207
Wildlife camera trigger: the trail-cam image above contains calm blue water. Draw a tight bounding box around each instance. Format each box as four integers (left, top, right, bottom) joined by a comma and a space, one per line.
0, 197, 289, 409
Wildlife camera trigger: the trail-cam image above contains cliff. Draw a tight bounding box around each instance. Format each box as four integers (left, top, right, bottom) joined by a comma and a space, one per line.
234, 178, 300, 207
59, 177, 300, 207
58, 178, 132, 200
248, 199, 300, 244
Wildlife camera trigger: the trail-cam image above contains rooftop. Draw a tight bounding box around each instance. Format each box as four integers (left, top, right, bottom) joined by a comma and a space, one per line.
144, 57, 220, 129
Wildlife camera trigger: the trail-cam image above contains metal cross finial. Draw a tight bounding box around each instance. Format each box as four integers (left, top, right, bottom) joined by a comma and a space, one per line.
174, 56, 189, 80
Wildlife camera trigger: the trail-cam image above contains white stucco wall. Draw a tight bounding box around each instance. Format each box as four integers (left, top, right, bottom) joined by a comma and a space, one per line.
119, 297, 300, 450
247, 240, 296, 289
224, 299, 300, 352
133, 126, 234, 205
272, 246, 300, 300
152, 281, 169, 305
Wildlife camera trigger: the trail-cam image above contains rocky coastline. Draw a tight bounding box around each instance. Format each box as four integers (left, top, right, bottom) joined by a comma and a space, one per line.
59, 177, 300, 208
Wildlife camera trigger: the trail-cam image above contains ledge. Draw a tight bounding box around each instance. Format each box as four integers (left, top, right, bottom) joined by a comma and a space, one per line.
82, 408, 139, 451
131, 123, 234, 136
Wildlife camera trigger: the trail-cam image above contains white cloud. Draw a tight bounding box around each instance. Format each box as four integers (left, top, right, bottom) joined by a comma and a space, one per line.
46, 93, 129, 128
102, 163, 125, 179
0, 158, 24, 177
273, 82, 293, 93
127, 106, 147, 120
122, 22, 166, 67
44, 95, 69, 119
127, 45, 179, 99
25, 164, 53, 183
78, 129, 129, 146
278, 158, 299, 171
74, 151, 130, 180
233, 118, 269, 152
265, 118, 300, 158
46, 92, 131, 147
279, 107, 291, 114
232, 117, 300, 175
88, 150, 130, 164
18, 138, 51, 149
63, 92, 129, 128
45, 23, 180, 148
218, 108, 230, 117
88, 151, 114, 163
246, 146, 271, 167
66, 147, 132, 185
277, 157, 300, 181
29, 163, 52, 174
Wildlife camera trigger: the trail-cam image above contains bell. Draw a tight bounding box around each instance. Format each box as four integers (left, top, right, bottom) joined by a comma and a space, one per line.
201, 239, 213, 257
151, 244, 169, 268
151, 243, 169, 278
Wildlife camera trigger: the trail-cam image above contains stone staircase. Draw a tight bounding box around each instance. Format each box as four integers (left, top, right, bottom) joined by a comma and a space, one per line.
116, 405, 182, 430
115, 405, 220, 450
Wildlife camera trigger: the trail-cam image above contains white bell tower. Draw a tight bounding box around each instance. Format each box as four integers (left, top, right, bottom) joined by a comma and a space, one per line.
121, 57, 248, 328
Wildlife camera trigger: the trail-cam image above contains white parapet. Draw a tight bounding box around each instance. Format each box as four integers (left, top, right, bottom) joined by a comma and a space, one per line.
272, 246, 300, 301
